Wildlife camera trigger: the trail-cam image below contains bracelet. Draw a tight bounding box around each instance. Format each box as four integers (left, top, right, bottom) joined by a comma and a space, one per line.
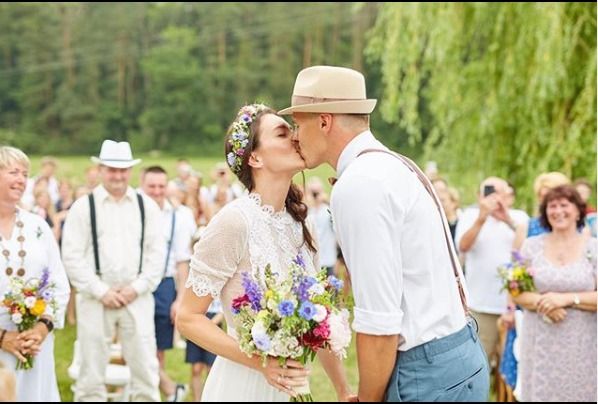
38, 318, 54, 333
0, 329, 6, 349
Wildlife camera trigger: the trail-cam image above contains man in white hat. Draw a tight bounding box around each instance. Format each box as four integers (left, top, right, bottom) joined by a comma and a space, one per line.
281, 66, 489, 402
62, 140, 164, 401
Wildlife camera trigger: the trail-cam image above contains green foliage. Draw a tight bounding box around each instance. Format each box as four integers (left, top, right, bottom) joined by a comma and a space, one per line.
368, 3, 596, 210
0, 3, 379, 156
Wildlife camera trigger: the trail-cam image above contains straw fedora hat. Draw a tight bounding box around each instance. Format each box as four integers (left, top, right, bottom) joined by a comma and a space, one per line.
278, 65, 377, 115
91, 139, 141, 169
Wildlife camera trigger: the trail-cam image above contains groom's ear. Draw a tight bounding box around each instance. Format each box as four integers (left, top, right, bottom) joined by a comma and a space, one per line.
248, 152, 263, 169
318, 114, 333, 133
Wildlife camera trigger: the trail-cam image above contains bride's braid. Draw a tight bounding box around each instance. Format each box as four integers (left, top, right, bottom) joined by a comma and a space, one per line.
224, 104, 316, 253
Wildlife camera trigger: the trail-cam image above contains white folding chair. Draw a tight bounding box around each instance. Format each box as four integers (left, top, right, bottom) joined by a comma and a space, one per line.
68, 340, 132, 401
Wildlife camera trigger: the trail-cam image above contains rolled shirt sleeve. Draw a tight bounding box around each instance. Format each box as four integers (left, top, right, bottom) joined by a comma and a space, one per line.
332, 173, 404, 336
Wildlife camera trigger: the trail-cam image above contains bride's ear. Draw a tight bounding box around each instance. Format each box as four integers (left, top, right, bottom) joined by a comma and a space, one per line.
248, 152, 263, 169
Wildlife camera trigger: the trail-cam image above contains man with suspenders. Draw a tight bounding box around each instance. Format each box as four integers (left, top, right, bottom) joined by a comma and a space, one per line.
62, 140, 164, 401
141, 166, 197, 402
281, 66, 489, 402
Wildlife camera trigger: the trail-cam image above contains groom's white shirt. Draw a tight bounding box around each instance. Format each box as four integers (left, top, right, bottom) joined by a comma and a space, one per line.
331, 131, 467, 351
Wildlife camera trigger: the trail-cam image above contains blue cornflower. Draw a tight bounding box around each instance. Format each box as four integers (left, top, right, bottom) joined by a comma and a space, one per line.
327, 275, 343, 291
278, 300, 295, 317
241, 113, 252, 123
299, 301, 316, 320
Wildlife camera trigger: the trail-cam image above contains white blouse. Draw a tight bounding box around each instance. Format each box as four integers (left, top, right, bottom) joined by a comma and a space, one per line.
186, 193, 319, 336
0, 208, 70, 401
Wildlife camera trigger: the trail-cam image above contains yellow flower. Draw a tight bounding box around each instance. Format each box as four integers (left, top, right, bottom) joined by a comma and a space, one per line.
265, 290, 274, 300
513, 268, 524, 279
31, 300, 46, 316
510, 289, 520, 297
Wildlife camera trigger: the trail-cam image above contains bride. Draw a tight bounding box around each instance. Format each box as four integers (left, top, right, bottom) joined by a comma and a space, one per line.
176, 104, 352, 401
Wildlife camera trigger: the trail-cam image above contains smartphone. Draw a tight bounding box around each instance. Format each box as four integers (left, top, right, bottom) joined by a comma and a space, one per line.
483, 185, 496, 197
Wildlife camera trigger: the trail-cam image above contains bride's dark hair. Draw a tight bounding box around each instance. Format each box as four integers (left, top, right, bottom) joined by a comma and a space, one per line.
224, 104, 316, 253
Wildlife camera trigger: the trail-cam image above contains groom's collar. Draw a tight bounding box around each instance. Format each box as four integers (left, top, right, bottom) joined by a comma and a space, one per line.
336, 130, 377, 177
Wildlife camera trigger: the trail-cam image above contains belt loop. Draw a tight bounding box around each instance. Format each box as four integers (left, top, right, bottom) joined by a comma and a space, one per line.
423, 343, 434, 364
467, 320, 478, 342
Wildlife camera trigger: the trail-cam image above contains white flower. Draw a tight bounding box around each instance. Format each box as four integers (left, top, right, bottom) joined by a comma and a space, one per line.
312, 304, 327, 323
251, 321, 267, 339
24, 296, 36, 308
11, 313, 23, 325
328, 309, 352, 359
308, 283, 325, 297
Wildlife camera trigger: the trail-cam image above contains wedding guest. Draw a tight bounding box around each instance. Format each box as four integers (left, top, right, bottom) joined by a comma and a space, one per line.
514, 185, 596, 402
0, 146, 70, 401
455, 177, 528, 367
62, 140, 164, 401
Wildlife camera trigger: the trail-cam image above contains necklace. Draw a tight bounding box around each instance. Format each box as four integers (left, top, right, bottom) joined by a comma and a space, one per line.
0, 210, 26, 277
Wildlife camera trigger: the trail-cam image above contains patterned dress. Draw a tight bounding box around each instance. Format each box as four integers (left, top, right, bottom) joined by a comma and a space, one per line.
519, 235, 597, 402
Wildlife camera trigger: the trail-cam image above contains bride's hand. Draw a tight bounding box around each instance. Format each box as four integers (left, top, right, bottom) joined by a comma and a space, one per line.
261, 357, 310, 398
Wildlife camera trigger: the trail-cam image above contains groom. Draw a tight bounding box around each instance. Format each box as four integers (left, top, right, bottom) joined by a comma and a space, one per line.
280, 66, 489, 402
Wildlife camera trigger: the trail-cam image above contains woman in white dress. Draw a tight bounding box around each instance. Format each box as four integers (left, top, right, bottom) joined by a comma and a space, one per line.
177, 104, 353, 401
0, 146, 70, 401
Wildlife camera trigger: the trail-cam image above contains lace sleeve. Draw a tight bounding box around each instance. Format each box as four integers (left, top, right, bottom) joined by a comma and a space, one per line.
186, 206, 248, 298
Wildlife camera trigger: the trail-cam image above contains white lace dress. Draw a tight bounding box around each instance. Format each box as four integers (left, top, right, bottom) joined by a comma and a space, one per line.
186, 193, 319, 402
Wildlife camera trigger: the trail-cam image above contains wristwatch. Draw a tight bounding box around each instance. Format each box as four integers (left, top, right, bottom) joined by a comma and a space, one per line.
38, 317, 54, 333
573, 294, 581, 307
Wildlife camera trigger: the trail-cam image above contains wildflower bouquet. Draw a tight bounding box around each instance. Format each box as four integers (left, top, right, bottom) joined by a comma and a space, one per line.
232, 255, 351, 402
2, 268, 57, 370
497, 251, 536, 297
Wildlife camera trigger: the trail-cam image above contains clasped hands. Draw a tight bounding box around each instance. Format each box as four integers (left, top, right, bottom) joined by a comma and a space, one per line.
1, 323, 49, 363
101, 285, 138, 309
536, 292, 569, 323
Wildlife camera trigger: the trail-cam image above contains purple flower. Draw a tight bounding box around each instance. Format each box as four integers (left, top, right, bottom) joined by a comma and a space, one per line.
299, 301, 316, 320
293, 254, 305, 268
39, 268, 50, 290
241, 113, 252, 124
278, 300, 295, 317
236, 148, 245, 156
295, 276, 317, 301
512, 250, 524, 264
242, 273, 262, 311
327, 275, 343, 291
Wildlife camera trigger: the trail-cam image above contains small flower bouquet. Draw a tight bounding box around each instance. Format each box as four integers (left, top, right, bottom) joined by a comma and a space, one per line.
497, 251, 536, 297
2, 268, 57, 370
232, 255, 351, 402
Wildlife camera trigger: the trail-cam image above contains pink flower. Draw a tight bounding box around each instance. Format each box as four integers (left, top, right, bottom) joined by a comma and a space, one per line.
232, 294, 250, 314
509, 281, 519, 290
313, 321, 330, 340
527, 267, 535, 277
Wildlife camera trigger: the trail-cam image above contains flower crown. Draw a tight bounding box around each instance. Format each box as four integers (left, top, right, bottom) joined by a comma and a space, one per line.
226, 104, 269, 174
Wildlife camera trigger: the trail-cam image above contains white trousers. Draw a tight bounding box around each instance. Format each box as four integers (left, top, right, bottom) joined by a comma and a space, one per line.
74, 293, 160, 402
